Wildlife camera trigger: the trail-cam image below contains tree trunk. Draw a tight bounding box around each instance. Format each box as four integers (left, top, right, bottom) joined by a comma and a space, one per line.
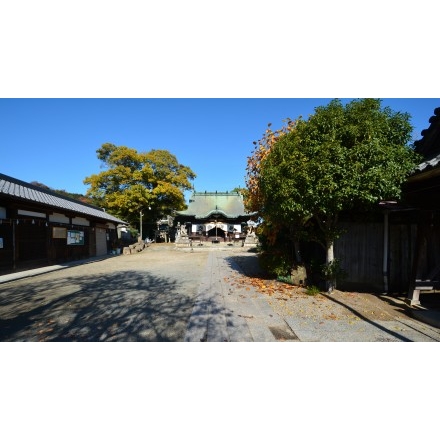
326, 240, 335, 293
293, 240, 302, 264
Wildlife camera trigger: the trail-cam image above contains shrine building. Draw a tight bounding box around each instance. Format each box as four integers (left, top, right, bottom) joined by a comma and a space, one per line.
174, 190, 256, 243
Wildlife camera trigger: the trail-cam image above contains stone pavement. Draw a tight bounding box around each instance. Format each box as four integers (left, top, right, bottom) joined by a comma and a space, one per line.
183, 247, 440, 342
1, 243, 440, 341
184, 250, 301, 341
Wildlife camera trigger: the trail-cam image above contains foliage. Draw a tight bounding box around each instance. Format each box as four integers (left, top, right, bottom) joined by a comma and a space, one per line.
231, 186, 245, 195
245, 119, 297, 215
276, 275, 294, 285
256, 220, 296, 277
260, 99, 418, 244
320, 258, 347, 288
247, 98, 421, 291
83, 143, 196, 225
245, 119, 312, 258
306, 285, 321, 296
258, 250, 293, 277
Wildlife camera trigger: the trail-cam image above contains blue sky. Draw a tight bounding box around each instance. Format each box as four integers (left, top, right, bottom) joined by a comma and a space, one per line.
1, 98, 439, 202
2, 1, 439, 432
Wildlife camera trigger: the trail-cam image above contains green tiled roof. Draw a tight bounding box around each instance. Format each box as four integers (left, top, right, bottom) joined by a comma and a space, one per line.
176, 191, 254, 219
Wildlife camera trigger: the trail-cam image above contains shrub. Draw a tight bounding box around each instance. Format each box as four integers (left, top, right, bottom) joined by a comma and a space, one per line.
258, 250, 292, 277
321, 258, 347, 289
306, 285, 320, 296
277, 275, 294, 285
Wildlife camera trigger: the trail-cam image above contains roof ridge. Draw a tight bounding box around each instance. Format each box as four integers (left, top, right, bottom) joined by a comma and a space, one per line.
0, 172, 125, 224
0, 172, 103, 211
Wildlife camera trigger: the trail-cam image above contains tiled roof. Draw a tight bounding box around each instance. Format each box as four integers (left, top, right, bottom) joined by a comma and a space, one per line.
409, 106, 440, 177
416, 153, 440, 173
0, 173, 126, 224
176, 191, 254, 219
414, 107, 440, 160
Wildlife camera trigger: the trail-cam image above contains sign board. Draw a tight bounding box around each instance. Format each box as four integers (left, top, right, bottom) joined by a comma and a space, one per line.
67, 230, 84, 245
53, 227, 67, 239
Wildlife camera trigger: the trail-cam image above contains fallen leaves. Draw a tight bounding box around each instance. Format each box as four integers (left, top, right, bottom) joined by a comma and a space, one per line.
325, 313, 338, 320
224, 273, 303, 298
222, 271, 398, 323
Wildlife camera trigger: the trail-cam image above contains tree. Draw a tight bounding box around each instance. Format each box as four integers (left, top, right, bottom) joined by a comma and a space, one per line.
245, 119, 305, 265
253, 99, 420, 292
245, 120, 297, 214
84, 144, 196, 229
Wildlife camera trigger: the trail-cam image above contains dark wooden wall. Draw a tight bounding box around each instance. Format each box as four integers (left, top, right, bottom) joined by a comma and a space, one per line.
335, 221, 384, 292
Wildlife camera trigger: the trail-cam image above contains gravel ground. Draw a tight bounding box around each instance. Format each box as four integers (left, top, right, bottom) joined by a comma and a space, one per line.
0, 243, 208, 341
228, 251, 440, 341
2, 243, 440, 342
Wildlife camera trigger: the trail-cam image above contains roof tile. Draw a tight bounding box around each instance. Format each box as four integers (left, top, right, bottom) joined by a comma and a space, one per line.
0, 173, 125, 224
176, 191, 254, 219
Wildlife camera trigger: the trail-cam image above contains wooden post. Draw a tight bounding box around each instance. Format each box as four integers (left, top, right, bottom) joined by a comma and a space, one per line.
407, 211, 429, 306
12, 219, 16, 270
383, 211, 389, 294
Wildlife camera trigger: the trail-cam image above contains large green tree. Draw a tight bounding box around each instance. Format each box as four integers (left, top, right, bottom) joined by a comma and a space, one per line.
254, 99, 420, 291
84, 143, 196, 228
245, 119, 306, 268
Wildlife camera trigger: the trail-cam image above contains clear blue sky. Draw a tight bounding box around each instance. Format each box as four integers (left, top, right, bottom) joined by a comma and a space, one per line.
2, 1, 438, 433
1, 98, 439, 201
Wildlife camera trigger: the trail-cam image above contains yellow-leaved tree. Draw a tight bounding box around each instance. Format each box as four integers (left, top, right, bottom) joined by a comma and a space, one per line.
84, 143, 196, 230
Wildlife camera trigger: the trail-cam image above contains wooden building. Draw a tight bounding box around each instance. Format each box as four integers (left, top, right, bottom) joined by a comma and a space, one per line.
0, 173, 126, 274
174, 191, 256, 243
402, 107, 440, 305
331, 206, 418, 294
300, 107, 440, 300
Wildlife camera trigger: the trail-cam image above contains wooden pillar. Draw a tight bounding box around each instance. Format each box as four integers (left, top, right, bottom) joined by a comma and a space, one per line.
407, 211, 430, 306
46, 213, 51, 263
89, 225, 96, 257
383, 211, 389, 294
12, 219, 16, 270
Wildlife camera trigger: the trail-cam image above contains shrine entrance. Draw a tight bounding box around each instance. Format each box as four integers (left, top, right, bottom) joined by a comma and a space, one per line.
173, 190, 258, 247
207, 227, 225, 238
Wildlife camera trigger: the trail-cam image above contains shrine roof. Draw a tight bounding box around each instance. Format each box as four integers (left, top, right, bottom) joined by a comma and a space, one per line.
175, 191, 254, 219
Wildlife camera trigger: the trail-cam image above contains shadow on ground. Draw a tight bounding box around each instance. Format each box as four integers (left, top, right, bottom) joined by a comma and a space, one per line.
0, 270, 195, 342
226, 251, 440, 341
225, 251, 270, 279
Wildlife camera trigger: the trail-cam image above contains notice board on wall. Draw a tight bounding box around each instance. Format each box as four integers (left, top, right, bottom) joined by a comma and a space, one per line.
67, 230, 84, 245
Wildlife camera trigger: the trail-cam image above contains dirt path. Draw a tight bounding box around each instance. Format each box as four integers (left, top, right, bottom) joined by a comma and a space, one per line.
1, 243, 440, 342
0, 244, 208, 341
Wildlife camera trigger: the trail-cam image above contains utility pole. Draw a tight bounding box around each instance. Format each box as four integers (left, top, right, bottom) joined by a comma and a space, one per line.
140, 210, 144, 240
140, 206, 151, 241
